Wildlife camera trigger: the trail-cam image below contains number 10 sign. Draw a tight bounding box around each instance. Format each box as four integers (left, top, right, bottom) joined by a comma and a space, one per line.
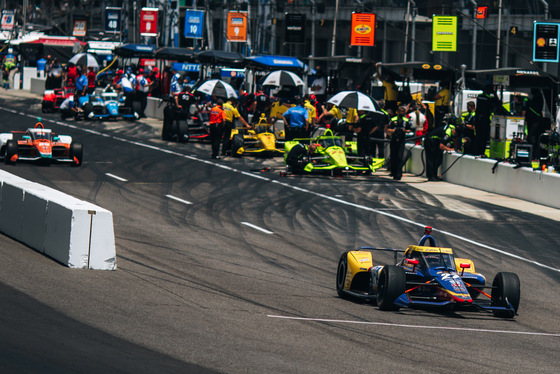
185, 10, 204, 39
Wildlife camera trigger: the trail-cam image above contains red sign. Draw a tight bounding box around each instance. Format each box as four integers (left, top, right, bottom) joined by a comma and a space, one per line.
476, 7, 488, 19
140, 8, 158, 37
351, 13, 376, 46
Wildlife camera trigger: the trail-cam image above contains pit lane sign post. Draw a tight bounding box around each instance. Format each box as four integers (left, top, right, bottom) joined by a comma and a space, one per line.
185, 9, 204, 49
140, 7, 159, 45
105, 7, 122, 40
533, 22, 560, 63
227, 11, 247, 43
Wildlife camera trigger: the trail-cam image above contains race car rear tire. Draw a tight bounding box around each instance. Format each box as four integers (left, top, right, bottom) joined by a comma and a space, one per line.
162, 107, 175, 141
231, 134, 244, 157
336, 253, 349, 299
177, 121, 189, 143
377, 265, 406, 311
70, 142, 83, 167
491, 272, 520, 318
5, 140, 18, 165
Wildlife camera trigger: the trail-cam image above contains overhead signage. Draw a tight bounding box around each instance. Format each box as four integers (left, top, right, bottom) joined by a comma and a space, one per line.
285, 13, 306, 44
105, 7, 122, 33
184, 9, 204, 39
73, 18, 87, 37
533, 22, 560, 62
140, 8, 159, 37
432, 16, 457, 52
476, 7, 488, 19
351, 13, 376, 46
227, 11, 247, 42
1, 10, 15, 31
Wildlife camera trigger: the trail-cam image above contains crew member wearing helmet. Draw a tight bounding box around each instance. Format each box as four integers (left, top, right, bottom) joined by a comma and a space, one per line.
385, 105, 411, 180
424, 120, 457, 181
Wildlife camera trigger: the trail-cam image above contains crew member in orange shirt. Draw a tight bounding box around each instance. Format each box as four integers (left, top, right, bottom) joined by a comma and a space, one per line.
209, 99, 226, 159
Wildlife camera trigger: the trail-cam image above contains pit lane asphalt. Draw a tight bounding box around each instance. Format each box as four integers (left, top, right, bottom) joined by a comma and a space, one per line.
1, 90, 559, 373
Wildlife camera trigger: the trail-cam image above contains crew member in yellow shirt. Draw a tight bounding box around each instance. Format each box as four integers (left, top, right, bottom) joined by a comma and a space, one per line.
222, 98, 250, 155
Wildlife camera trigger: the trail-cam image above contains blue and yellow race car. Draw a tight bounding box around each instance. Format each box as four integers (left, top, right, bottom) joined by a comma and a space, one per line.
336, 227, 520, 318
284, 129, 384, 175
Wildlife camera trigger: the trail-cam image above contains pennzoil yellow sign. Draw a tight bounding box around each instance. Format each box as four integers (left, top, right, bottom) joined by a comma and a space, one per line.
351, 13, 375, 46
432, 16, 457, 52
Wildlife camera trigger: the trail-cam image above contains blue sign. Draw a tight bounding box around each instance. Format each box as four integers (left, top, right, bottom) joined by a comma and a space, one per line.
172, 62, 200, 72
184, 10, 204, 39
105, 7, 121, 33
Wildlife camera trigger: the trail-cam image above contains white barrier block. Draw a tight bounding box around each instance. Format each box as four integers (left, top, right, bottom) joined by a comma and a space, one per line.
21, 190, 48, 253
43, 201, 73, 265
44, 200, 117, 270
0, 183, 25, 240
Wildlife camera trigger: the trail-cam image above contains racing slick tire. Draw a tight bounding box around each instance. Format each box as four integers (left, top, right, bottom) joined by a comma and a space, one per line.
162, 106, 175, 141
286, 143, 307, 174
5, 140, 18, 165
377, 265, 406, 311
70, 142, 84, 167
336, 253, 349, 299
177, 121, 189, 143
491, 272, 520, 318
231, 134, 244, 157
82, 102, 93, 120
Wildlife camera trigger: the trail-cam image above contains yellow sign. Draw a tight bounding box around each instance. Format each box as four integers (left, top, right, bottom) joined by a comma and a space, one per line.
432, 16, 457, 52
227, 11, 247, 42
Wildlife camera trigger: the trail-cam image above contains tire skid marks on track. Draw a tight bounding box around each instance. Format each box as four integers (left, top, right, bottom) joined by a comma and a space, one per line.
5, 106, 559, 274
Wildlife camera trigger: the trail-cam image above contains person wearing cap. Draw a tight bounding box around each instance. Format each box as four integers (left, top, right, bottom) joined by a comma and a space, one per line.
283, 98, 309, 141
59, 94, 82, 120
136, 69, 153, 118
209, 99, 226, 159
252, 86, 271, 124
424, 120, 457, 181
75, 67, 88, 99
86, 67, 96, 94
303, 94, 317, 136
385, 105, 411, 180
149, 67, 161, 97
222, 98, 250, 155
112, 69, 124, 88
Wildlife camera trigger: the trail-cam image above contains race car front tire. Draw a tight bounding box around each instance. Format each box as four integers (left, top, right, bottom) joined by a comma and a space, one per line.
377, 265, 406, 311
491, 272, 520, 318
232, 134, 244, 157
5, 140, 18, 165
70, 142, 83, 167
336, 253, 349, 299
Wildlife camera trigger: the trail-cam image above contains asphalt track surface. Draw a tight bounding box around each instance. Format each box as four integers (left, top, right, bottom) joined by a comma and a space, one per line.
1, 93, 560, 373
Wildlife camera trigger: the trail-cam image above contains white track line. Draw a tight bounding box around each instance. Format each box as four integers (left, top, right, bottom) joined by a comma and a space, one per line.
105, 173, 128, 182
166, 194, 192, 205
241, 222, 274, 235
267, 315, 560, 337
4, 107, 558, 273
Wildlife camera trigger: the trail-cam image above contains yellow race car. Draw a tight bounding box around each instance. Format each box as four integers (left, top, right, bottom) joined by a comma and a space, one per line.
230, 119, 284, 157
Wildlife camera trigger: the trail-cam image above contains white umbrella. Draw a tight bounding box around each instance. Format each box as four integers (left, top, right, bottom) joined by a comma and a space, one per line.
195, 79, 238, 99
261, 70, 304, 87
327, 91, 382, 113
68, 53, 99, 68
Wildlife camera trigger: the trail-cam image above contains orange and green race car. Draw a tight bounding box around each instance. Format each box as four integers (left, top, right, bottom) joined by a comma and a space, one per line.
0, 122, 83, 166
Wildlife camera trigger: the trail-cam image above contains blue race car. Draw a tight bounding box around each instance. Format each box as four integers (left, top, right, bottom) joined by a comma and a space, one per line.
336, 226, 520, 318
82, 89, 138, 121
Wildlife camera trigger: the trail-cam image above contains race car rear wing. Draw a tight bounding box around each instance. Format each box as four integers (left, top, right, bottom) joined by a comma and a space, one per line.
356, 246, 406, 264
